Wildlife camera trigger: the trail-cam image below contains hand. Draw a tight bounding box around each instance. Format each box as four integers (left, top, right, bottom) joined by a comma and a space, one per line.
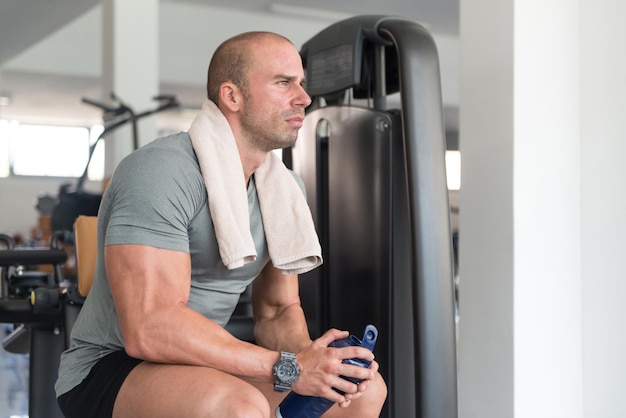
291, 328, 376, 405
336, 358, 379, 409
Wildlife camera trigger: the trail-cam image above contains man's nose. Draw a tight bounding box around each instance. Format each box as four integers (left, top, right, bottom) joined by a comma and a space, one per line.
295, 84, 312, 108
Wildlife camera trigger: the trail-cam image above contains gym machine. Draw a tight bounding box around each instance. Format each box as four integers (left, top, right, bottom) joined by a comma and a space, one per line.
287, 15, 458, 418
0, 233, 68, 418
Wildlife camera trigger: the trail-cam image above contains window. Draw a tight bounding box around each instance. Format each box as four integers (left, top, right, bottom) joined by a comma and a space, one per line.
445, 150, 461, 191
87, 125, 105, 181
0, 120, 10, 177
0, 120, 104, 180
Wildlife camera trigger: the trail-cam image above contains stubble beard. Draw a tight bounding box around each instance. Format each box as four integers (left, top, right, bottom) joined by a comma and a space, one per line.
240, 108, 300, 152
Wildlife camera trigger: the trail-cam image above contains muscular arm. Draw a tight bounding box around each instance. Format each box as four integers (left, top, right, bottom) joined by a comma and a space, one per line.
105, 244, 278, 382
107, 245, 374, 403
251, 262, 312, 352
251, 262, 377, 403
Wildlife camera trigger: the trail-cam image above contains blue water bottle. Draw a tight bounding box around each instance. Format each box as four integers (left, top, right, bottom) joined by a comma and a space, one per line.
275, 324, 378, 418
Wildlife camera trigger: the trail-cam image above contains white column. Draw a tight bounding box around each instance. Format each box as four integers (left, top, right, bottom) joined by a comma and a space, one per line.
458, 0, 515, 415
459, 0, 583, 417
580, 1, 626, 417
102, 0, 159, 176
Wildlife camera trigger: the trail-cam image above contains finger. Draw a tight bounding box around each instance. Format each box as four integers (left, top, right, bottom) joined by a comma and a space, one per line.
315, 329, 349, 347
338, 363, 376, 383
369, 360, 380, 373
319, 386, 349, 405
336, 346, 375, 362
330, 376, 360, 396
338, 399, 352, 408
357, 382, 368, 393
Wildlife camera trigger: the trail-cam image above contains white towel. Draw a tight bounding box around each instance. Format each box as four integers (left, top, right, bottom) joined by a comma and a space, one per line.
188, 99, 322, 275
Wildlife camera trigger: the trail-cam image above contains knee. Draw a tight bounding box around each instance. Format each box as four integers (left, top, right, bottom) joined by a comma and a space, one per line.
367, 371, 388, 409
353, 371, 387, 415
222, 388, 271, 418
201, 384, 270, 418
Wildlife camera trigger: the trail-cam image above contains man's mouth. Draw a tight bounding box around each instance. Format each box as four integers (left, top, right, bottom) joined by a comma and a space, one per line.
286, 115, 304, 127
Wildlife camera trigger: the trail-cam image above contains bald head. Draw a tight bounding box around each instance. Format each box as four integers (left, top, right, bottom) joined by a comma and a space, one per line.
206, 32, 294, 104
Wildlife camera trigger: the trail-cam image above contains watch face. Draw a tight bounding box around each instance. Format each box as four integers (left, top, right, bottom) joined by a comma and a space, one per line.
276, 361, 298, 383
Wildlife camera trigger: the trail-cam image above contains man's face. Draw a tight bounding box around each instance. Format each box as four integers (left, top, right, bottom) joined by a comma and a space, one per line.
239, 39, 312, 152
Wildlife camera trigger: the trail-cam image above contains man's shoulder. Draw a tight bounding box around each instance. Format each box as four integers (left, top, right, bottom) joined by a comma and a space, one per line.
144, 131, 193, 154
112, 131, 201, 191
124, 131, 196, 166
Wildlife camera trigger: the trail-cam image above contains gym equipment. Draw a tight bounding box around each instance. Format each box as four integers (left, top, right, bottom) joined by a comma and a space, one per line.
0, 216, 100, 417
288, 15, 458, 417
0, 233, 68, 418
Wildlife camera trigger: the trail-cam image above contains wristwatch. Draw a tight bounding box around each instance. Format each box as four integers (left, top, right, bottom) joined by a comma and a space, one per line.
273, 351, 300, 392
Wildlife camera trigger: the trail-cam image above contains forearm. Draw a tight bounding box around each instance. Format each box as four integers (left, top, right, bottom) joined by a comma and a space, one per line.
123, 300, 279, 383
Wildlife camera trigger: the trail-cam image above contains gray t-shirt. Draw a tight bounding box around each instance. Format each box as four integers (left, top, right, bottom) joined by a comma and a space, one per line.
56, 132, 296, 396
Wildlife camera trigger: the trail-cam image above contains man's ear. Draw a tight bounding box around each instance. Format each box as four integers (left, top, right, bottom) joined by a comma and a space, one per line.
219, 82, 243, 113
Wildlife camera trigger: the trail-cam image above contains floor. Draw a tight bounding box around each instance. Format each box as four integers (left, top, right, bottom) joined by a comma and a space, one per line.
0, 324, 29, 418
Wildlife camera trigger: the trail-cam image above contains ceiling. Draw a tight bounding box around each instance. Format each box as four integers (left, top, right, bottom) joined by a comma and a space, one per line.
0, 0, 459, 129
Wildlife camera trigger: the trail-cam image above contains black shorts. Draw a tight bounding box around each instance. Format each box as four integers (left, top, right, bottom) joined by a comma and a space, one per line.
57, 350, 143, 418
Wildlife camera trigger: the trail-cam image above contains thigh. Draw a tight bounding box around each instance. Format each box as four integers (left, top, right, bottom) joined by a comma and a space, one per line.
248, 381, 289, 413
114, 362, 270, 418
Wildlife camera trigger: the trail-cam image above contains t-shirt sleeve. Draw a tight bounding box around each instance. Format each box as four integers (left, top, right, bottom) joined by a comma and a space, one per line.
103, 141, 205, 253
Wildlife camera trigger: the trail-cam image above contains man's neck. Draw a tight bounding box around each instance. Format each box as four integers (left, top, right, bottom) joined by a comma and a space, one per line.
237, 145, 267, 186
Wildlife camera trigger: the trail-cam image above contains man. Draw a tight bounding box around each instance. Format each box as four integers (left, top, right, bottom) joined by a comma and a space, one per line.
56, 31, 387, 417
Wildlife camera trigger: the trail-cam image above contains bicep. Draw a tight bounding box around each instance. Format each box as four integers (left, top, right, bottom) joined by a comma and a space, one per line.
105, 244, 191, 333
251, 262, 300, 320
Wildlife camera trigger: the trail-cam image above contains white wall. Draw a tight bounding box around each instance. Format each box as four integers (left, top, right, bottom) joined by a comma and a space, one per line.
459, 0, 626, 417
580, 1, 626, 417
4, 3, 460, 106
513, 1, 583, 415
